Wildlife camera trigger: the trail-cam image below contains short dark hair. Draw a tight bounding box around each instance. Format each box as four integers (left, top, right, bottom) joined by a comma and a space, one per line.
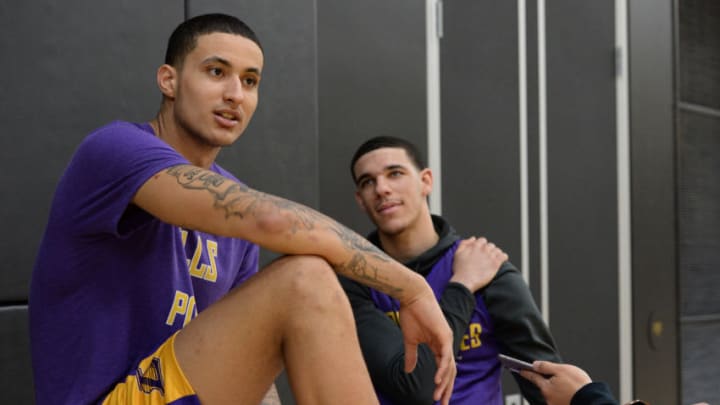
350, 136, 427, 183
164, 13, 263, 68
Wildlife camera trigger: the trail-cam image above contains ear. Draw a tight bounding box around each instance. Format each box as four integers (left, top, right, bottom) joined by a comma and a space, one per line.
354, 190, 368, 213
420, 168, 434, 198
157, 64, 178, 99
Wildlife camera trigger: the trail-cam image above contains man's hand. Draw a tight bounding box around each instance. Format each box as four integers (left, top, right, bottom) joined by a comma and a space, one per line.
519, 361, 592, 405
398, 287, 457, 405
450, 237, 508, 292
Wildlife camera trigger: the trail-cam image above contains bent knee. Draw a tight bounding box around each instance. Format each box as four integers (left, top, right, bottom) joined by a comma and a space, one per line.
269, 255, 349, 312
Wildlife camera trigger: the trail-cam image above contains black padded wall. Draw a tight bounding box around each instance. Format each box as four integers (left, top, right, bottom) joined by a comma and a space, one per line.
0, 1, 180, 301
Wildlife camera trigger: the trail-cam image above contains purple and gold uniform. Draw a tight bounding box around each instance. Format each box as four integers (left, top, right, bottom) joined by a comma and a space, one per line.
340, 215, 560, 405
368, 241, 503, 405
30, 121, 259, 404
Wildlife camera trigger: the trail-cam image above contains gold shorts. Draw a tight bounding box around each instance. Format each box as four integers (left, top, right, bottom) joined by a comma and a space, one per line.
103, 332, 198, 405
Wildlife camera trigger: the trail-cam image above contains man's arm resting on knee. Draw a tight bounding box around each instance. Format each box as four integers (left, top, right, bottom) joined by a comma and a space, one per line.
133, 164, 457, 403
134, 164, 420, 296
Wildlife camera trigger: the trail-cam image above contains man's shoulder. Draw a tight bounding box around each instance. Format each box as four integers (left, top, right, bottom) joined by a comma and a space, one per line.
80, 120, 152, 148
485, 261, 527, 293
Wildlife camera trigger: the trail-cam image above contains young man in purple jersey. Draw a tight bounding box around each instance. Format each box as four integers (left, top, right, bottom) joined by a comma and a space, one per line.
29, 14, 462, 405
341, 136, 562, 404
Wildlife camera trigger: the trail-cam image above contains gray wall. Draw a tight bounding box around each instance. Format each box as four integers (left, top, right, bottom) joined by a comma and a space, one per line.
629, 0, 680, 403
677, 0, 720, 404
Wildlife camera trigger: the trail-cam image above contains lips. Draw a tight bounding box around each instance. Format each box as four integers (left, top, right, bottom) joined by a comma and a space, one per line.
376, 200, 401, 214
214, 109, 241, 127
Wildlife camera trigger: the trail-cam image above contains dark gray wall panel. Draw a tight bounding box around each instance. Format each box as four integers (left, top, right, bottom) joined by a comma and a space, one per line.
317, 0, 427, 234
441, 0, 522, 262
629, 0, 680, 402
0, 306, 33, 404
678, 0, 720, 110
681, 321, 720, 405
188, 1, 319, 209
0, 1, 181, 300
678, 111, 720, 316
545, 0, 618, 394
440, 1, 527, 399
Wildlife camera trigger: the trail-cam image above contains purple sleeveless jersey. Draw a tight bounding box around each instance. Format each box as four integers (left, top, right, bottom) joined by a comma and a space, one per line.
29, 121, 259, 404
369, 241, 503, 405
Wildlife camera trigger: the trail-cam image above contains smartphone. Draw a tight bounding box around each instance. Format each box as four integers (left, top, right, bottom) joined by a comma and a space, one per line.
498, 354, 534, 374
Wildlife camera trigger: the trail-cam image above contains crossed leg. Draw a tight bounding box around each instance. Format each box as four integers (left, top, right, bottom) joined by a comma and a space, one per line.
174, 255, 378, 405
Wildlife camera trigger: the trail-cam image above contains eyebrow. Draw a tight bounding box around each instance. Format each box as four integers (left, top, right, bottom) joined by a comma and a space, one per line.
355, 164, 406, 185
201, 56, 262, 74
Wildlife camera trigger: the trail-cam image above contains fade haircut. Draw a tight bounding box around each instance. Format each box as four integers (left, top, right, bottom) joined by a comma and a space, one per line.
164, 13, 263, 69
350, 136, 427, 184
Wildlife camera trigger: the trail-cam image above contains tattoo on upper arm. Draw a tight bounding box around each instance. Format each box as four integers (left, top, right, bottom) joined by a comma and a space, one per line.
165, 165, 314, 230
166, 165, 248, 217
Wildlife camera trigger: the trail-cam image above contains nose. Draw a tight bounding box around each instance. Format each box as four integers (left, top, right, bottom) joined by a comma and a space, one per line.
374, 176, 391, 195
223, 77, 245, 106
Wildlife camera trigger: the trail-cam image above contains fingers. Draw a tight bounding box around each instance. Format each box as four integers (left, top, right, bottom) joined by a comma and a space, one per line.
437, 374, 454, 405
455, 236, 478, 252
459, 237, 507, 261
403, 342, 418, 373
432, 350, 456, 404
518, 368, 546, 387
533, 360, 559, 376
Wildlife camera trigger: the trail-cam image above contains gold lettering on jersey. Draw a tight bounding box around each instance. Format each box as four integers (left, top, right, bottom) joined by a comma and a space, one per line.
180, 229, 219, 282
165, 290, 197, 327
188, 235, 206, 278
385, 310, 400, 326
205, 240, 218, 282
460, 322, 483, 351
180, 229, 189, 247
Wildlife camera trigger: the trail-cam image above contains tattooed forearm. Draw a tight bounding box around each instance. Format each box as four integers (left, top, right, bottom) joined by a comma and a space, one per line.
328, 222, 388, 261
336, 252, 403, 297
324, 221, 406, 295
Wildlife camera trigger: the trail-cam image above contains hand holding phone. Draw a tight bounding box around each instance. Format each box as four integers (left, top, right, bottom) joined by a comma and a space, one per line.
498, 353, 534, 374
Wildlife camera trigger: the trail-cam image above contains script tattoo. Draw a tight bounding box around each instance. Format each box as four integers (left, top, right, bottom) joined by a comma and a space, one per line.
166, 165, 315, 231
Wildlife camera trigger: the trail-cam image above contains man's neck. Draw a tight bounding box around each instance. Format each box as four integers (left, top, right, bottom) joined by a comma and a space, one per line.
378, 213, 438, 263
151, 108, 220, 169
